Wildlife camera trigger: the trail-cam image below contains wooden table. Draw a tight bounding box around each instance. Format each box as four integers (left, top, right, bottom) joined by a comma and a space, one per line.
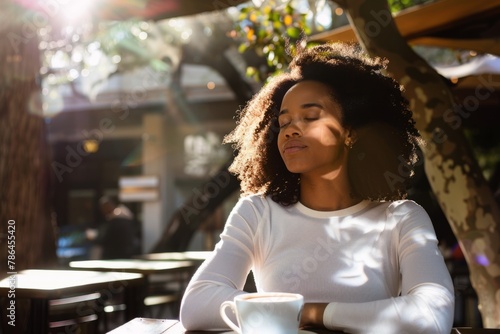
107, 318, 352, 333
69, 259, 198, 318
0, 269, 144, 334
107, 318, 179, 333
135, 251, 258, 293
134, 251, 212, 263
68, 259, 196, 297
108, 318, 500, 334
133, 252, 214, 291
69, 259, 196, 275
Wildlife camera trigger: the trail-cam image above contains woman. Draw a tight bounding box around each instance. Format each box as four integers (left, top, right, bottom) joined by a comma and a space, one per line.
180, 43, 454, 333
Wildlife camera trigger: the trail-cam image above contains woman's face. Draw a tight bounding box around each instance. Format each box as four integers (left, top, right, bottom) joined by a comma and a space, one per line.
277, 80, 351, 177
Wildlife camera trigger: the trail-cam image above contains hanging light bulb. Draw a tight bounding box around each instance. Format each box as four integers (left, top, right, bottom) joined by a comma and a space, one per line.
83, 139, 99, 153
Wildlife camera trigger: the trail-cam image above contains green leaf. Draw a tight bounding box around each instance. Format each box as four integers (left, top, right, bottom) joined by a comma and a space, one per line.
286, 27, 301, 39
270, 11, 280, 22
238, 43, 248, 53
246, 66, 257, 77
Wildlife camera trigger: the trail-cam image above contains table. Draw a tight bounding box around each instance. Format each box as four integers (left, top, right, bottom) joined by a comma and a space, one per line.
69, 259, 196, 295
69, 259, 197, 275
134, 252, 257, 292
107, 318, 178, 333
0, 269, 144, 334
69, 259, 198, 319
68, 259, 196, 298
133, 252, 214, 292
107, 318, 350, 333
134, 251, 212, 263
109, 318, 500, 334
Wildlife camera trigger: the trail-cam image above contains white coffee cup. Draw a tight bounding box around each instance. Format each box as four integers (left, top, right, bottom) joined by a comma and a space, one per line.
219, 292, 304, 334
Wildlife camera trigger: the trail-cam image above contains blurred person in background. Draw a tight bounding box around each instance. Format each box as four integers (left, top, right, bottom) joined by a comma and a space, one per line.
86, 196, 141, 259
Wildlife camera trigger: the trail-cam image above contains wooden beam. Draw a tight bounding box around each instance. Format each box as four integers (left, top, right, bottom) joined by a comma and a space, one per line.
410, 38, 500, 57
311, 0, 500, 45
142, 0, 250, 21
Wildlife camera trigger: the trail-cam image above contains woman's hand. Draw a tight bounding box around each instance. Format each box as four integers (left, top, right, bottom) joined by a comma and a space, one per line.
300, 303, 328, 328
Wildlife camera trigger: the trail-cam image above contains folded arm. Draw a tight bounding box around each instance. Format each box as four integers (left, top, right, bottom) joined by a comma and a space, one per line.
180, 202, 259, 330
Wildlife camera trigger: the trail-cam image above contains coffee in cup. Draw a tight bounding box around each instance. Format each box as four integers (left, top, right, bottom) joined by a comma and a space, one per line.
219, 292, 304, 334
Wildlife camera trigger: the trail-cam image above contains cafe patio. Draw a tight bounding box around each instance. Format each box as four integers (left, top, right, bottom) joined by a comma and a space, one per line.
1, 0, 500, 333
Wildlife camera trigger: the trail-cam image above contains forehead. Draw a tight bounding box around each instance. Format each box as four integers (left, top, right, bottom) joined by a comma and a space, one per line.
281, 80, 332, 104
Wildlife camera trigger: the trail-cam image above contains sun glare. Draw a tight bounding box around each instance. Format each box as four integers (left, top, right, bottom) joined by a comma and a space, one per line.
18, 0, 99, 29
62, 0, 97, 23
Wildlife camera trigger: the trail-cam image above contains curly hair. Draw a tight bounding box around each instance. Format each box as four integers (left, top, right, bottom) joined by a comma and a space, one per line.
223, 42, 422, 205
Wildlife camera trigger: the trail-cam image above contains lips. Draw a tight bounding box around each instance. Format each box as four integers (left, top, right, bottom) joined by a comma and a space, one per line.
282, 140, 307, 154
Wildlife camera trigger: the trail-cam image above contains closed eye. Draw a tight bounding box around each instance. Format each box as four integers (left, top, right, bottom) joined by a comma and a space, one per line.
278, 114, 291, 128
279, 121, 290, 128
278, 117, 318, 128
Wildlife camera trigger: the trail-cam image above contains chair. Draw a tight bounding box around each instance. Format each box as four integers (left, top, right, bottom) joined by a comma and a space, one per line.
141, 270, 192, 319
48, 292, 102, 334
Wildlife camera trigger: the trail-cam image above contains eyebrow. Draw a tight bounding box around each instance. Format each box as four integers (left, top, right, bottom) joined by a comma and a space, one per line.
279, 102, 323, 115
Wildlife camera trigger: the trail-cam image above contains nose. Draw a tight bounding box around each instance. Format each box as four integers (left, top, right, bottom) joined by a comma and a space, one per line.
285, 130, 300, 138
282, 121, 301, 138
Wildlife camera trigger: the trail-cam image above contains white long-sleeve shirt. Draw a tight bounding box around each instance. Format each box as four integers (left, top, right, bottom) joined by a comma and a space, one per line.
180, 195, 454, 333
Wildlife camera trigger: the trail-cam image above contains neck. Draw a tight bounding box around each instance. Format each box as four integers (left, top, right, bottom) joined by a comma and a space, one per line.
299, 172, 360, 211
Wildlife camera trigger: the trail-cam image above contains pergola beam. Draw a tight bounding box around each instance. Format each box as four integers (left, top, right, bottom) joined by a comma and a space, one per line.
311, 0, 500, 54
410, 37, 500, 57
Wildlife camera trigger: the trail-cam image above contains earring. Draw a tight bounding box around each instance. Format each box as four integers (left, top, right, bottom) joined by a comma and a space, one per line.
345, 139, 353, 149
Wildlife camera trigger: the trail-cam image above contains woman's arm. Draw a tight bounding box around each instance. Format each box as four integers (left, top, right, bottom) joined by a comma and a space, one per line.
180, 197, 262, 330
316, 203, 455, 333
321, 284, 454, 333
300, 283, 454, 332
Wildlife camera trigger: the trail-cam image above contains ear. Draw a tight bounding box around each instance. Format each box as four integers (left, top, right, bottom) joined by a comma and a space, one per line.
345, 128, 358, 147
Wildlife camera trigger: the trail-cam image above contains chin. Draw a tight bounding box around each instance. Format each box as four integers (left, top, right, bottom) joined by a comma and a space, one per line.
284, 164, 307, 174
282, 159, 310, 174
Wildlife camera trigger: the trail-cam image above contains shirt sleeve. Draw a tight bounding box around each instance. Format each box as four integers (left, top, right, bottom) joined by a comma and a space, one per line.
322, 202, 455, 334
179, 196, 263, 330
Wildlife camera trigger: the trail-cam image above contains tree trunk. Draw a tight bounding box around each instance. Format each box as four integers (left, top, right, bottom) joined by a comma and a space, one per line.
335, 0, 500, 327
0, 18, 59, 333
0, 24, 58, 272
